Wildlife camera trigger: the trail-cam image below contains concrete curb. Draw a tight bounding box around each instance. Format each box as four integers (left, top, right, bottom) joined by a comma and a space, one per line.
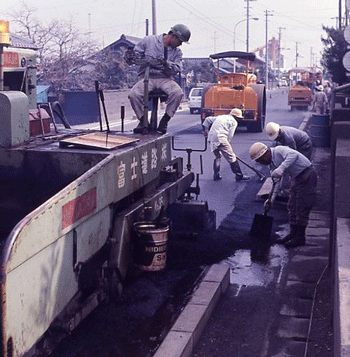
153, 264, 230, 357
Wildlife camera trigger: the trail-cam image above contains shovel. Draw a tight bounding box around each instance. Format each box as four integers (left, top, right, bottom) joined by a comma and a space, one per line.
236, 156, 266, 182
249, 178, 278, 241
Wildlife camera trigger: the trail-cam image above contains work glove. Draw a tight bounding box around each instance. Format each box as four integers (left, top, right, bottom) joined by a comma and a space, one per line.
271, 167, 284, 179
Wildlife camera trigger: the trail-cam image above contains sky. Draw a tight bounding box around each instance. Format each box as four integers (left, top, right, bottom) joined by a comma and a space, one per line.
2, 0, 341, 70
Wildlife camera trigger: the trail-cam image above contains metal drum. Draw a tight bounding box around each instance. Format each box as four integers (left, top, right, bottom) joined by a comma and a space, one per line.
133, 221, 169, 271
309, 114, 330, 147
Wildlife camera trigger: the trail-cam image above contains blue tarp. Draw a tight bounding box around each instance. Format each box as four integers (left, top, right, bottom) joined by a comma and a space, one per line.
36, 85, 51, 103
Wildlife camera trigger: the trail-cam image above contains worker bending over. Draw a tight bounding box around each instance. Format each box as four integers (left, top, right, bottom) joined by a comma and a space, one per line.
265, 122, 313, 160
249, 142, 317, 248
202, 108, 250, 182
128, 24, 191, 134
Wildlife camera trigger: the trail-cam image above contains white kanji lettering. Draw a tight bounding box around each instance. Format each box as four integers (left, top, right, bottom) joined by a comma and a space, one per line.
141, 151, 148, 175
161, 143, 167, 162
118, 161, 126, 188
131, 156, 138, 180
151, 148, 158, 169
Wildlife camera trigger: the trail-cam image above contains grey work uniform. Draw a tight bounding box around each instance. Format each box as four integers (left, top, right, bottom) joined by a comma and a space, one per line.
277, 126, 313, 160
270, 146, 317, 227
128, 34, 183, 120
312, 91, 328, 114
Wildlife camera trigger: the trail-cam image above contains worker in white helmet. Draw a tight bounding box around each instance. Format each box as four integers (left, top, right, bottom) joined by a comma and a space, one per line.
249, 142, 317, 248
202, 108, 250, 182
265, 122, 313, 160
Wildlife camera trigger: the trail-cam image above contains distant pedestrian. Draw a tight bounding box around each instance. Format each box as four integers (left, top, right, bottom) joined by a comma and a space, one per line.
265, 122, 313, 160
249, 142, 317, 248
312, 85, 328, 114
202, 108, 250, 182
128, 24, 191, 134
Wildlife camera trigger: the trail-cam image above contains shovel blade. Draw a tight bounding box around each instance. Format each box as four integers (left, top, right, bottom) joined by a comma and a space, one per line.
249, 213, 273, 240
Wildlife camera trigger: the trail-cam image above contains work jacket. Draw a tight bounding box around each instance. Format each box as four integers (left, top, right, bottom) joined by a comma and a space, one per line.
134, 34, 183, 79
277, 126, 312, 153
270, 146, 312, 179
206, 114, 238, 151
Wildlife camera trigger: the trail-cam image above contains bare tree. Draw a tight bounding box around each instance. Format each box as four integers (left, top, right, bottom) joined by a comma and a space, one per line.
9, 2, 100, 91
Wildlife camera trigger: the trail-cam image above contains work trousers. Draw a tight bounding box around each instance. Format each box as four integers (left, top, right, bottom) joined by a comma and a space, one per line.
128, 77, 183, 120
212, 139, 237, 164
288, 166, 317, 226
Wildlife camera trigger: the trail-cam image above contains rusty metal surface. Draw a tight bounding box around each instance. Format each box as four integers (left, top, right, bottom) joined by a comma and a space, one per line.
59, 132, 140, 150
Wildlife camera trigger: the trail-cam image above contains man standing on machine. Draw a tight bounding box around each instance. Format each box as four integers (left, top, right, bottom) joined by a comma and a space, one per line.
128, 24, 191, 134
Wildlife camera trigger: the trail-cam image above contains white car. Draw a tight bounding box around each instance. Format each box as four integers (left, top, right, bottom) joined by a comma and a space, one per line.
188, 87, 203, 114
279, 79, 288, 87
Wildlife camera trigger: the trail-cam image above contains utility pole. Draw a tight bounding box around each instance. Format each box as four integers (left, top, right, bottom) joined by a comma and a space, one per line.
339, 0, 342, 29
146, 19, 149, 36
277, 27, 285, 83
265, 10, 273, 88
310, 47, 313, 67
152, 0, 157, 35
245, 0, 257, 52
295, 42, 299, 68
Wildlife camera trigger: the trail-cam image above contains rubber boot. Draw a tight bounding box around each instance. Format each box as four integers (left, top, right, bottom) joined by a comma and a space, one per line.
275, 225, 297, 244
230, 161, 250, 181
133, 116, 145, 134
285, 225, 306, 248
157, 113, 171, 134
213, 158, 222, 181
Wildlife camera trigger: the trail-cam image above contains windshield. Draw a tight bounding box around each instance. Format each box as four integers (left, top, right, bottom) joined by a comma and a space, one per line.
191, 89, 202, 96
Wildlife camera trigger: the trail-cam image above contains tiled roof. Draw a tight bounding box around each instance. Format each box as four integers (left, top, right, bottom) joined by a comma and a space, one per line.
10, 33, 37, 50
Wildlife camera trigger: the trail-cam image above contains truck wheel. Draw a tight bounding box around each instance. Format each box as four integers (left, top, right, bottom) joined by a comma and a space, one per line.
247, 84, 266, 132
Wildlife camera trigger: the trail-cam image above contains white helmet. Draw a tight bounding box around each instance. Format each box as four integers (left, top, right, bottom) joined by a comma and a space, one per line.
249, 142, 268, 161
265, 122, 280, 140
317, 84, 324, 91
230, 108, 243, 118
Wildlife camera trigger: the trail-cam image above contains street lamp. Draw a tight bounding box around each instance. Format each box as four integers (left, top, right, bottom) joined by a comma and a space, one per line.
233, 17, 259, 51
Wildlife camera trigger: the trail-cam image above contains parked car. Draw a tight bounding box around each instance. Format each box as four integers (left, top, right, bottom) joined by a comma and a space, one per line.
279, 79, 288, 87
188, 87, 203, 114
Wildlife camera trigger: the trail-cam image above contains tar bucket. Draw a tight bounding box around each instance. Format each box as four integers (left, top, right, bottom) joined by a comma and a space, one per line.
309, 114, 330, 147
133, 221, 169, 271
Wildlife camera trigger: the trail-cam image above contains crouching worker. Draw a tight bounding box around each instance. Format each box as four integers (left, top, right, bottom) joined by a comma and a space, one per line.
202, 108, 250, 182
249, 142, 317, 248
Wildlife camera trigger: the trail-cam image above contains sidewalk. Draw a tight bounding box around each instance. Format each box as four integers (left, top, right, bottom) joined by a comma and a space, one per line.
153, 144, 332, 357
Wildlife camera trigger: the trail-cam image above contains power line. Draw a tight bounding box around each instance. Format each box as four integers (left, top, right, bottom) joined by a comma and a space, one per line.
170, 0, 235, 37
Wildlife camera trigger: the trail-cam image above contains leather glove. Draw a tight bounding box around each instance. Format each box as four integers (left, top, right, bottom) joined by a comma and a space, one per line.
271, 167, 284, 179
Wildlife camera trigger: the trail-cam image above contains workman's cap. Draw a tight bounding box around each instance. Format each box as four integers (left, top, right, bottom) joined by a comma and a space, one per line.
230, 108, 243, 118
170, 24, 191, 43
249, 142, 268, 161
265, 122, 280, 140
